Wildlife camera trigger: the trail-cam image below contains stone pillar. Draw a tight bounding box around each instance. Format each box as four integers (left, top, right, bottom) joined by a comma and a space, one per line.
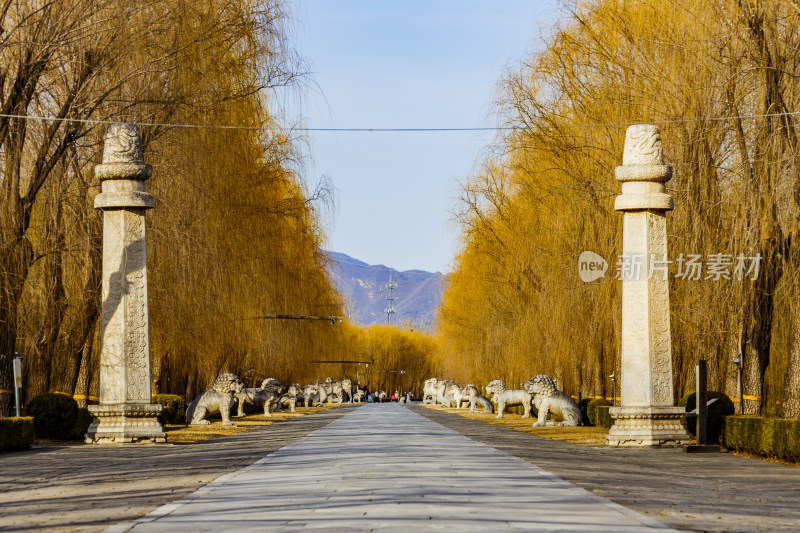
85, 123, 166, 444
606, 124, 689, 447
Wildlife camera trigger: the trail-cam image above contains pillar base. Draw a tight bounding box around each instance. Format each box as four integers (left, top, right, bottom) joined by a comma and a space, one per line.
85, 403, 166, 444
606, 406, 689, 447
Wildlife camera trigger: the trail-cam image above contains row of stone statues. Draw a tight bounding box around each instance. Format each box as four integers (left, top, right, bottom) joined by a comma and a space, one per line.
351, 390, 413, 403
184, 375, 356, 426
422, 375, 582, 427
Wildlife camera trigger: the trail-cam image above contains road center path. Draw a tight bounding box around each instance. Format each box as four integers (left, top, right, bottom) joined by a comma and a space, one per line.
118, 403, 674, 532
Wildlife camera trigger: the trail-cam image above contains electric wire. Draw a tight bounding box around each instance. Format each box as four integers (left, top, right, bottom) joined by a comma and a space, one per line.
1, 110, 799, 133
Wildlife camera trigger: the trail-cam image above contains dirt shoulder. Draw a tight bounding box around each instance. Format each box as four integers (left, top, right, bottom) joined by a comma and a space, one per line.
0, 405, 357, 533
419, 403, 609, 445
410, 403, 800, 533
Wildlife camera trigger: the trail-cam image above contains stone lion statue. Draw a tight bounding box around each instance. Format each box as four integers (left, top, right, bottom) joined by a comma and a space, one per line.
341, 379, 353, 403
524, 375, 581, 427
235, 378, 283, 418
464, 385, 494, 414
485, 379, 532, 419
302, 383, 324, 407
422, 378, 439, 403
319, 379, 336, 403
330, 381, 345, 403
276, 383, 301, 413
186, 373, 244, 426
308, 381, 329, 404
352, 388, 365, 403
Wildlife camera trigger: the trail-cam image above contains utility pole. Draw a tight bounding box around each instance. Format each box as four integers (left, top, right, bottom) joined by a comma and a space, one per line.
385, 271, 397, 324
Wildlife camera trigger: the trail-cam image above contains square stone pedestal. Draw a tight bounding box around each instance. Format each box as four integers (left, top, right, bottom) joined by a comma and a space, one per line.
606, 406, 689, 447
86, 403, 166, 444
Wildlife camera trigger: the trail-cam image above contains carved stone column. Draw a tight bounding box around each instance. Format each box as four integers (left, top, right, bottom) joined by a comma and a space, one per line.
606, 124, 689, 447
85, 123, 166, 444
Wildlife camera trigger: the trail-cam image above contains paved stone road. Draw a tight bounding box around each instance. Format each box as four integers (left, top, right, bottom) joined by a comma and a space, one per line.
0, 406, 357, 532
4, 403, 799, 532
411, 404, 800, 533
117, 403, 674, 532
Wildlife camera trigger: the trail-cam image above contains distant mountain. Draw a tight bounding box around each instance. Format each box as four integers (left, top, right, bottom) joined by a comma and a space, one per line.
324, 251, 446, 328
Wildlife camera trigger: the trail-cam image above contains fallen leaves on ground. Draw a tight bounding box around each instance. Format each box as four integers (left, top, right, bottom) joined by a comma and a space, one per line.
421, 403, 608, 446
159, 404, 343, 444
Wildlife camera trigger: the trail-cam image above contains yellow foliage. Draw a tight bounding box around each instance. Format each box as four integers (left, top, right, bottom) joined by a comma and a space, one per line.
437, 0, 800, 415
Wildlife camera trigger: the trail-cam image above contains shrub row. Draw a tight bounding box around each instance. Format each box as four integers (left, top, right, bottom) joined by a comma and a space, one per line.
21, 392, 186, 442
723, 416, 800, 463
25, 393, 90, 440
587, 399, 612, 426
594, 405, 614, 428
152, 394, 186, 425
578, 397, 593, 425
0, 417, 35, 452
490, 402, 526, 416
678, 391, 735, 444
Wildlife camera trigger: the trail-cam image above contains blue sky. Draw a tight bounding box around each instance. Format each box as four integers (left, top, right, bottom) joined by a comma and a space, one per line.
290, 0, 560, 273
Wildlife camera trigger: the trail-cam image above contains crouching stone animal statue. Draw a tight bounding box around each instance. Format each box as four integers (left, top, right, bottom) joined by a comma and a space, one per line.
341, 379, 353, 403
186, 373, 244, 426
485, 379, 532, 419
321, 378, 336, 403
276, 383, 301, 413
422, 378, 439, 404
302, 383, 324, 407
524, 375, 581, 427
235, 378, 283, 417
331, 381, 345, 403
464, 384, 494, 414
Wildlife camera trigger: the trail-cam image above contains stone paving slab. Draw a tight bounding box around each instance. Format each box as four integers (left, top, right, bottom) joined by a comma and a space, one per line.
0, 406, 357, 532
411, 404, 800, 533
118, 403, 675, 532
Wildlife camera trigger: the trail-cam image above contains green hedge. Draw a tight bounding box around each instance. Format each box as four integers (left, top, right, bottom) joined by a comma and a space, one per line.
491, 402, 526, 416
0, 417, 35, 452
152, 394, 186, 425
587, 399, 612, 426
70, 407, 93, 440
723, 416, 800, 463
578, 397, 593, 425
595, 405, 614, 428
678, 391, 734, 444
28, 393, 79, 440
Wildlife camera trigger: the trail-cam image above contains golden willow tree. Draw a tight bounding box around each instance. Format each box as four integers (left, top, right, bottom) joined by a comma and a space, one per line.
352, 325, 439, 395
0, 0, 351, 414
437, 0, 800, 417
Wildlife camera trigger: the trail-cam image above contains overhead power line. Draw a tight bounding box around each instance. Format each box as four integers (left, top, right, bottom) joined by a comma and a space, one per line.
240, 314, 345, 325
310, 360, 370, 365
1, 110, 800, 133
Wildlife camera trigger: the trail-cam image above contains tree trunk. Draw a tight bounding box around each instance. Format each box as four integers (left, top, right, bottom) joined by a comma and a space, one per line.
0, 234, 33, 415
27, 224, 68, 401
740, 243, 780, 415
784, 279, 800, 418
73, 318, 101, 409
